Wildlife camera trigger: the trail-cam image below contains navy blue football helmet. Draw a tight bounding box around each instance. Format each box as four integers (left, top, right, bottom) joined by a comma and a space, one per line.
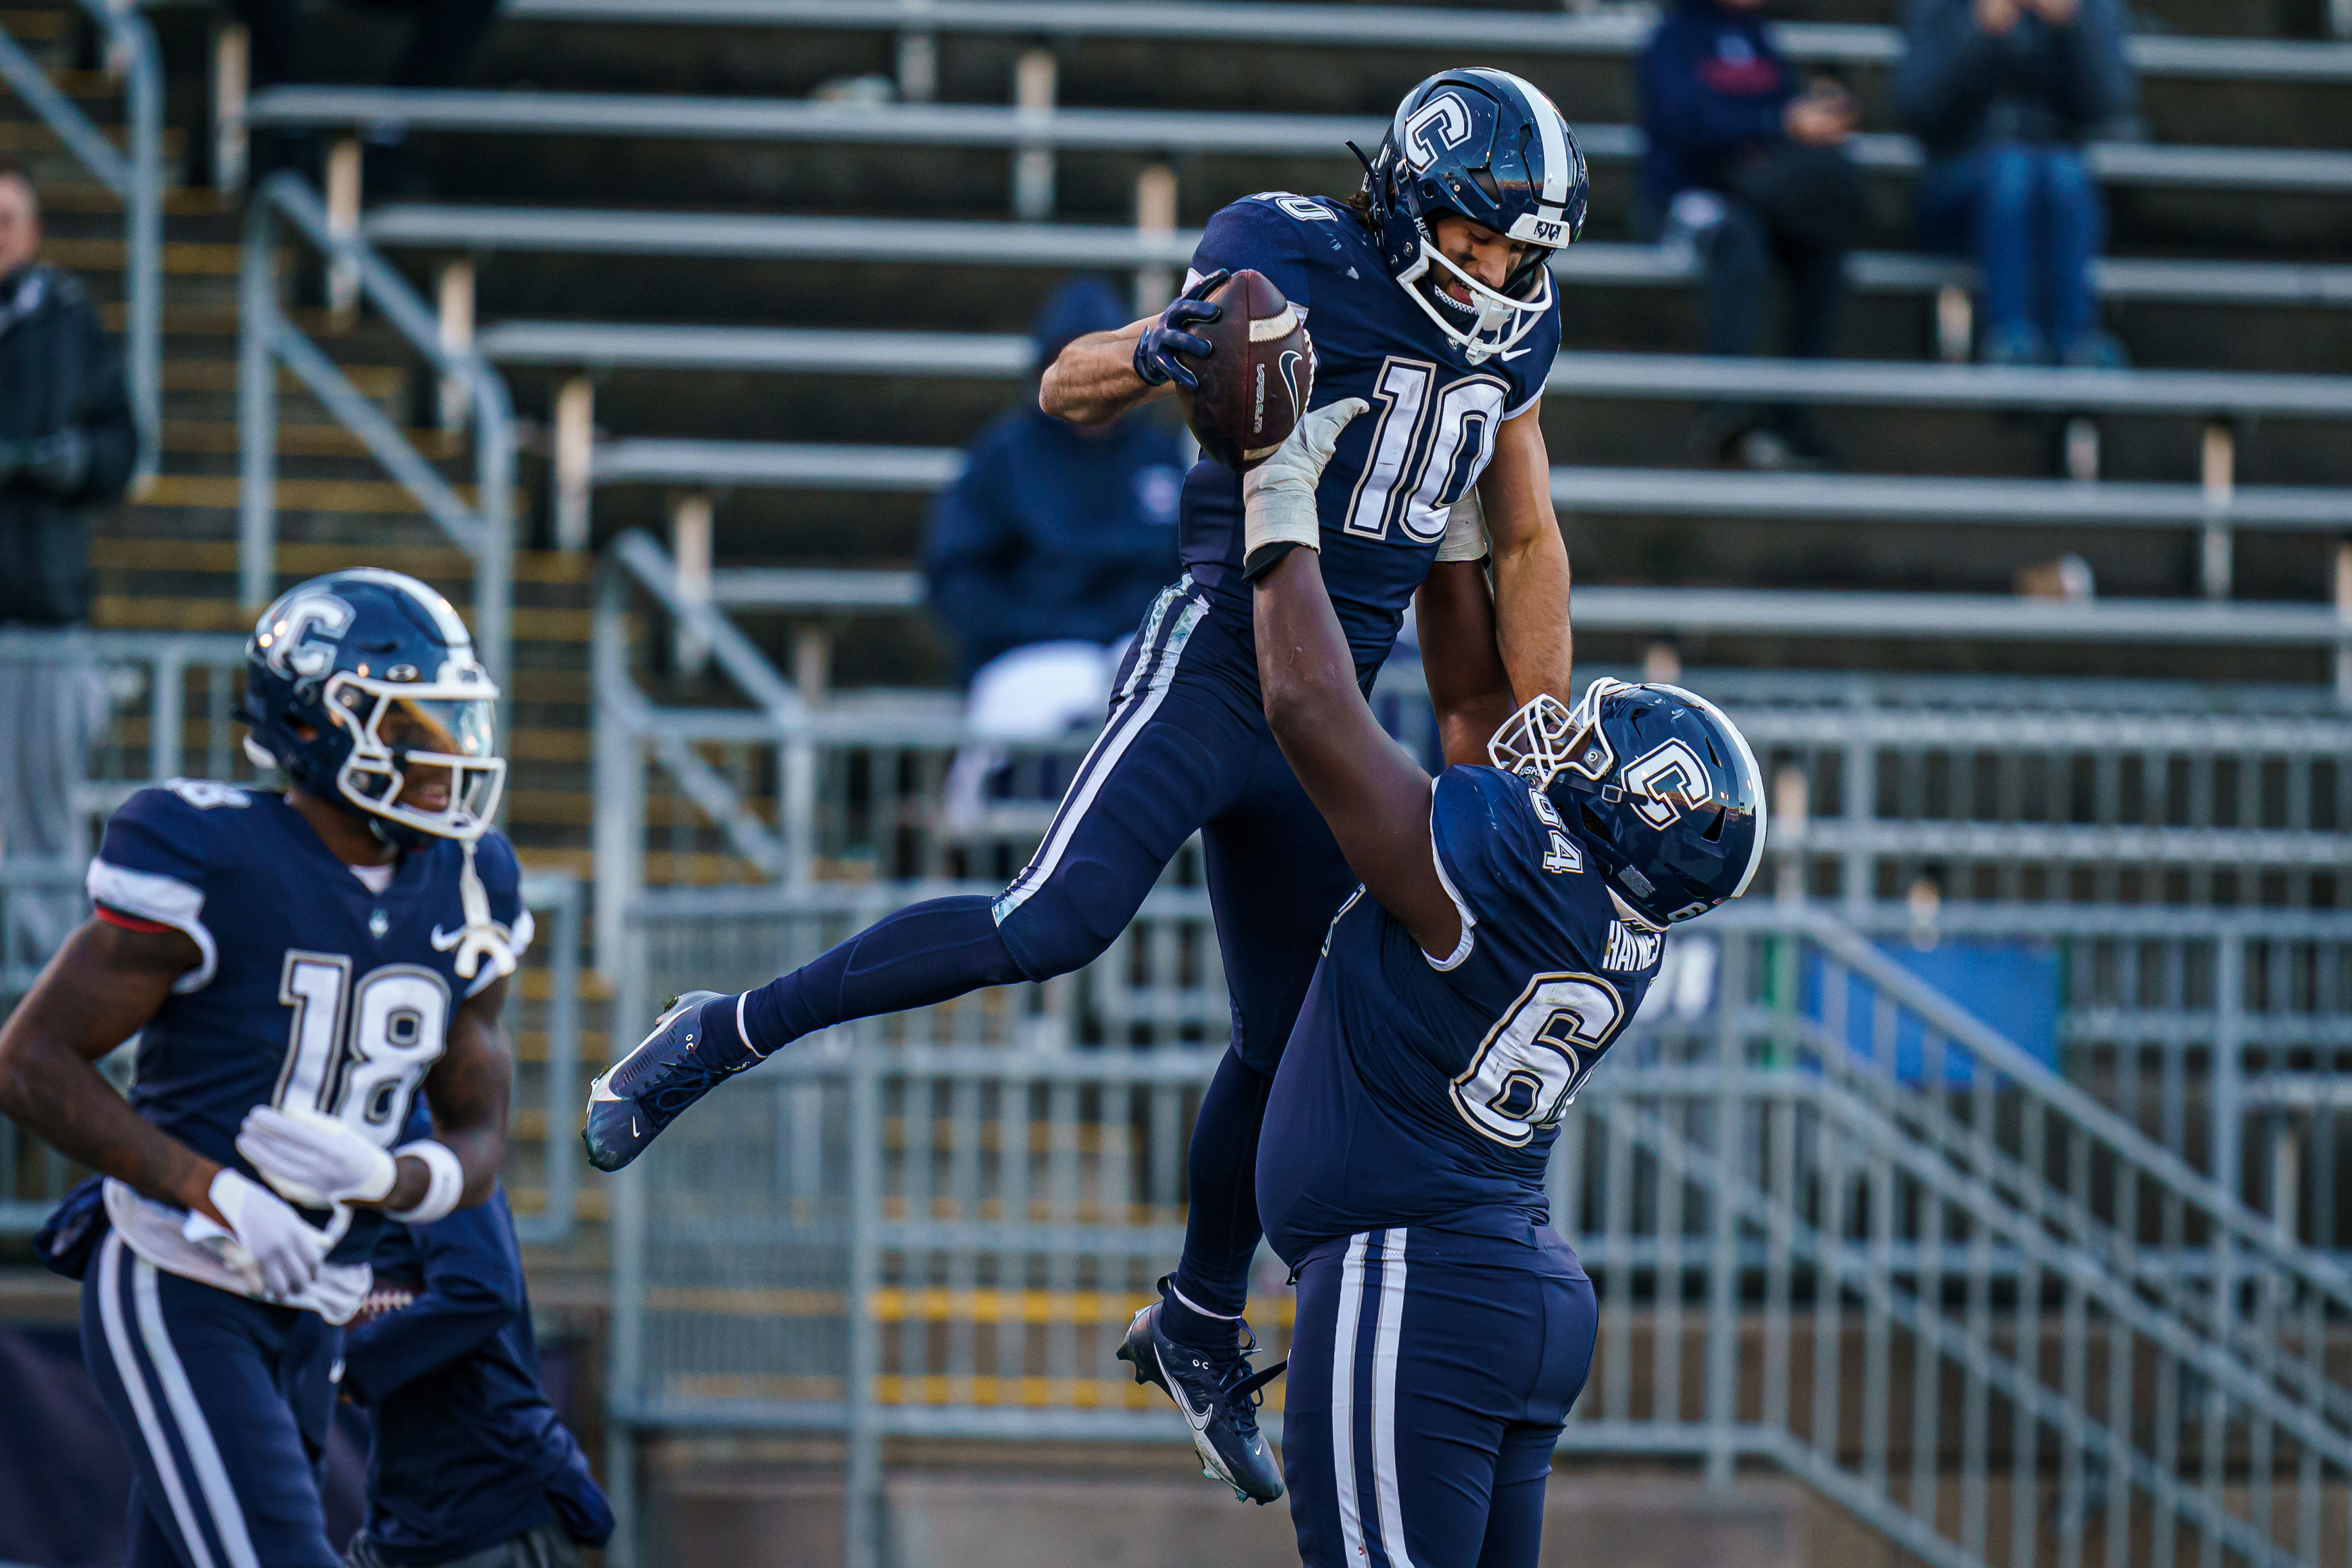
1359, 68, 1587, 364
238, 569, 504, 845
1490, 677, 1766, 929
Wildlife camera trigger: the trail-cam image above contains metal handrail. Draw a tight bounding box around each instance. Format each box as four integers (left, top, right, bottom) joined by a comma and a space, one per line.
238, 172, 514, 688
0, 0, 161, 483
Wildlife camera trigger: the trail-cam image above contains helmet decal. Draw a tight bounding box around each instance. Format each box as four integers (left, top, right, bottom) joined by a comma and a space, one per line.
1619, 738, 1711, 830
257, 592, 354, 685
1403, 92, 1478, 170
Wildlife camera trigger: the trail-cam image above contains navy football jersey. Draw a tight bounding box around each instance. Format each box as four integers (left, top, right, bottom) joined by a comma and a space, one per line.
1256, 765, 1663, 1260
1179, 193, 1562, 674
85, 781, 530, 1319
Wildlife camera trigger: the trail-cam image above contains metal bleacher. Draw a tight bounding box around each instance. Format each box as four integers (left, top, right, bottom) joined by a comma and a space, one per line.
220, 0, 2352, 691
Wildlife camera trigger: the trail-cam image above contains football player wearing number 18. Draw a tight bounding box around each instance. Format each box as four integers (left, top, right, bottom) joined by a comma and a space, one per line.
1242, 401, 1768, 1566
0, 568, 522, 1568
584, 67, 1584, 1502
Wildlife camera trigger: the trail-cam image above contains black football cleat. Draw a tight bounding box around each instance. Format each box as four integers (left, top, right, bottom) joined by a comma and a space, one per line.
583, 990, 746, 1173
1118, 1286, 1286, 1504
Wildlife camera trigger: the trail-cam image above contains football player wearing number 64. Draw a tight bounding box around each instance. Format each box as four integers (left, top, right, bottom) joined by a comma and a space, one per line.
1241, 398, 1768, 1565
0, 568, 522, 1568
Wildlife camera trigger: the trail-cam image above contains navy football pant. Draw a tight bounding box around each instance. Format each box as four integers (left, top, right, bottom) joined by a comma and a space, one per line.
743, 578, 1356, 1319
83, 1232, 344, 1568
1284, 1227, 1598, 1568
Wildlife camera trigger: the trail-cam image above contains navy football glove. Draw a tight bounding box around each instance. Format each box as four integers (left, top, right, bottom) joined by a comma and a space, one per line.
1133, 268, 1230, 392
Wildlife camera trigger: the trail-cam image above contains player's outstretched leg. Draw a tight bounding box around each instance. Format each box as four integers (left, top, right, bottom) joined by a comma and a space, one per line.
588, 577, 1256, 1174
585, 894, 1025, 1171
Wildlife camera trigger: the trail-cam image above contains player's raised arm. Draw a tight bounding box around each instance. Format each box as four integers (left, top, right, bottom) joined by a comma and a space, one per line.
1477, 401, 1575, 705
1246, 402, 1463, 963
1417, 539, 1520, 768
1040, 268, 1233, 426
0, 919, 218, 1217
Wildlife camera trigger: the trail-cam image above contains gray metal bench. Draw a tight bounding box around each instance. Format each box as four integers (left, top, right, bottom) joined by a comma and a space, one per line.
1543, 351, 2352, 419
265, 86, 2352, 196
495, 0, 2352, 85
478, 321, 1032, 375
1549, 467, 2352, 529
595, 437, 963, 489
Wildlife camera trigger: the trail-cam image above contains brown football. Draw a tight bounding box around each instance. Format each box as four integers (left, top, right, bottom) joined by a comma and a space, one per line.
1174, 269, 1314, 473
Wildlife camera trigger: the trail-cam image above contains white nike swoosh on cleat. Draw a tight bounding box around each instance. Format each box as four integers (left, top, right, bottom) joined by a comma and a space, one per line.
1161, 1354, 1239, 1484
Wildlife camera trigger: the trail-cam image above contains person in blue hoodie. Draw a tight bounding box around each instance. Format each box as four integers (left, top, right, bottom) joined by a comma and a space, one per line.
1638, 0, 1864, 469
921, 275, 1188, 683
1897, 0, 2135, 368
340, 1175, 613, 1568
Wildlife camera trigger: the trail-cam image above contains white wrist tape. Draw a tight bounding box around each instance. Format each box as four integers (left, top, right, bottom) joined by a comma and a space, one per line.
1435, 486, 1490, 563
1241, 397, 1369, 579
386, 1140, 466, 1225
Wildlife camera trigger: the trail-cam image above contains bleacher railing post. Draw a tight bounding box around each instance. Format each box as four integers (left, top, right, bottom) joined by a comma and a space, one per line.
603, 915, 650, 1568
592, 561, 645, 979
844, 1032, 884, 1568
238, 197, 279, 612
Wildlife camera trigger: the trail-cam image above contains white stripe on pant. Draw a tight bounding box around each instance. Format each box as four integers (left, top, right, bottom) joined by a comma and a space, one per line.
1332, 1228, 1417, 1568
97, 1232, 264, 1568
993, 579, 1206, 922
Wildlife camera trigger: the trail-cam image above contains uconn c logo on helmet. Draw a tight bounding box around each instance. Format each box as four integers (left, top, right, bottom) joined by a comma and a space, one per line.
1402, 91, 1476, 171
258, 593, 354, 686
1618, 739, 1711, 830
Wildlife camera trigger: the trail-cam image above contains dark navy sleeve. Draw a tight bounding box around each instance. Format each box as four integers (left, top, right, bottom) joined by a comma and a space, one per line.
467, 831, 532, 998
1187, 195, 1323, 316
87, 783, 239, 992
1427, 766, 1569, 974
340, 1198, 524, 1407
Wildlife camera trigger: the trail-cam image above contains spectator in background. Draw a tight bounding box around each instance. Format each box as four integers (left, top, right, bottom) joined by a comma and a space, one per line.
0, 157, 133, 963
1897, 0, 2136, 367
341, 1175, 614, 1568
0, 158, 133, 628
925, 276, 1186, 830
1639, 0, 1865, 470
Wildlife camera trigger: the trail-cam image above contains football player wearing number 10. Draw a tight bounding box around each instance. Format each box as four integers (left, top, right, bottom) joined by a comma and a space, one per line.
584, 67, 1585, 1501
0, 569, 523, 1568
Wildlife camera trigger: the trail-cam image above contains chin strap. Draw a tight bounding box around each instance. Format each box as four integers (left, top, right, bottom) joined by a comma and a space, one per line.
432, 838, 520, 982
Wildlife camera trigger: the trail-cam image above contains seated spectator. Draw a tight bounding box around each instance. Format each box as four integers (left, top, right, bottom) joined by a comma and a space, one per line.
924, 276, 1186, 830
1639, 0, 1865, 470
1897, 0, 2136, 367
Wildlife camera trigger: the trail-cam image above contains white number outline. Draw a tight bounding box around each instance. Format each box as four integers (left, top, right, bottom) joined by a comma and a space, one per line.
272, 951, 452, 1149
1449, 970, 1627, 1148
1342, 357, 1510, 543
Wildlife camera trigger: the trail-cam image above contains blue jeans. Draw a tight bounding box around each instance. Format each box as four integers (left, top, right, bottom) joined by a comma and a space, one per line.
1918, 143, 2105, 360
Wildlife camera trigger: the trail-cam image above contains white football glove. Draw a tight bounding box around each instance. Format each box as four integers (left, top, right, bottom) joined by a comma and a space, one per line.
1435, 485, 1490, 563
186, 1169, 335, 1300
237, 1104, 397, 1210
1241, 397, 1369, 579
